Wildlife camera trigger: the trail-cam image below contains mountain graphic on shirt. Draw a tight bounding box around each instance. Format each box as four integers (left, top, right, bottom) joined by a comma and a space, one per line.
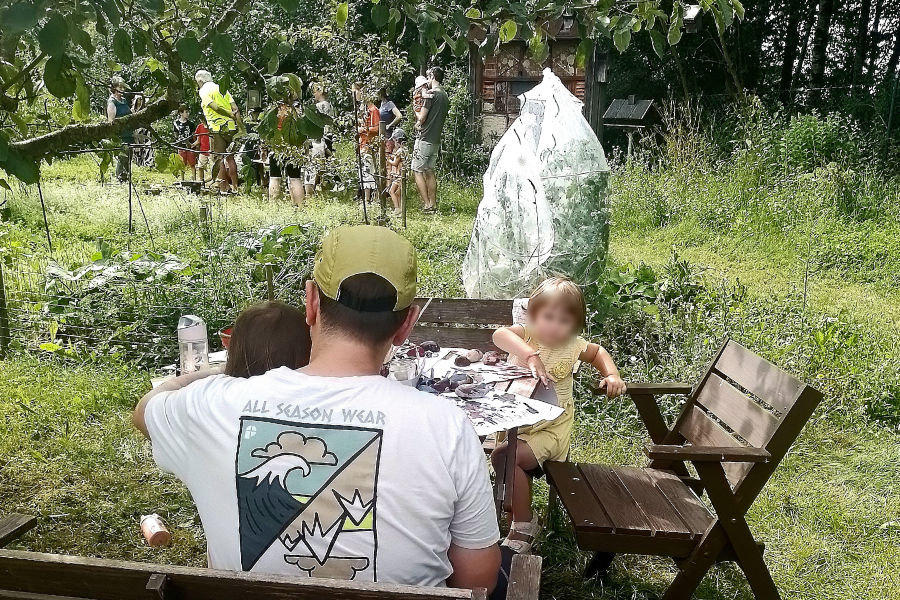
235, 417, 382, 577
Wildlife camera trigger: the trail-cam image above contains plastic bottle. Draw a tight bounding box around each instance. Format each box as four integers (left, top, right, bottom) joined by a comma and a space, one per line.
140, 514, 171, 547
177, 315, 209, 374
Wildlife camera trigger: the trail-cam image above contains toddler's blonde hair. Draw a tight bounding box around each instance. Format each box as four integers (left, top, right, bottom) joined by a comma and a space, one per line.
527, 276, 586, 331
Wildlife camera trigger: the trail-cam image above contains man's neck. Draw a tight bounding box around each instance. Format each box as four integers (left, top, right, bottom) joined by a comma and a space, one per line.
302, 338, 388, 377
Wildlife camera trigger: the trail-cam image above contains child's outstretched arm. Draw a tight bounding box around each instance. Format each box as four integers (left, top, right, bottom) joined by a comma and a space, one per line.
579, 344, 626, 398
492, 325, 550, 388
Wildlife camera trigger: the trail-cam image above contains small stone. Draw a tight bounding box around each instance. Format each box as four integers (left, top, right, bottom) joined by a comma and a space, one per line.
454, 355, 471, 367
465, 349, 483, 362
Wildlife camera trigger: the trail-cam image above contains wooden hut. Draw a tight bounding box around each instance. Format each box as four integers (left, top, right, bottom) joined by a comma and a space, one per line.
469, 19, 606, 144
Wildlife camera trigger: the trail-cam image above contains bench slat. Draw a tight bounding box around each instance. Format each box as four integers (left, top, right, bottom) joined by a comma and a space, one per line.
677, 405, 750, 486
648, 470, 713, 536
696, 374, 780, 448
714, 341, 803, 413
506, 555, 541, 600
0, 550, 473, 600
544, 462, 614, 533
413, 299, 513, 326
610, 468, 695, 539
578, 464, 653, 536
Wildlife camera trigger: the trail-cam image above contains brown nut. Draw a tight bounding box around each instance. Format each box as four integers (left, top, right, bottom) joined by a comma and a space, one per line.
454, 355, 471, 367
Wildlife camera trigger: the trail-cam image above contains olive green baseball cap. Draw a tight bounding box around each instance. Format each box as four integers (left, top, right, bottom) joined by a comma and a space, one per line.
313, 225, 417, 311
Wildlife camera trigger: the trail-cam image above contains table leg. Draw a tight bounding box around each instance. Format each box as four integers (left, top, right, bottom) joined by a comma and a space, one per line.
502, 426, 518, 515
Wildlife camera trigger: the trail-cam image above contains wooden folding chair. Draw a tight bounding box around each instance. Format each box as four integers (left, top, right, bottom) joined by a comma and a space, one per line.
545, 339, 823, 599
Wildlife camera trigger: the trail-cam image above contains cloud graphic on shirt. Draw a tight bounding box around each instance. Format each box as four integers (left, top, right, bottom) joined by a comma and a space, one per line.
251, 431, 338, 466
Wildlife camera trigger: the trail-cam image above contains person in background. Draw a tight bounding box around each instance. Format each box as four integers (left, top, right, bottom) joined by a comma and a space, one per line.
387, 128, 407, 215
223, 301, 311, 378
313, 85, 336, 124
357, 94, 381, 206
130, 95, 155, 168
412, 75, 431, 118
173, 105, 197, 181
413, 67, 449, 213
268, 97, 306, 207
195, 69, 241, 193
106, 76, 133, 183
194, 118, 212, 183
378, 87, 403, 134
490, 277, 626, 555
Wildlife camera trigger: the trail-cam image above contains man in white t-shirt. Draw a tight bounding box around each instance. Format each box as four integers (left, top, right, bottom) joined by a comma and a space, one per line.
133, 226, 500, 591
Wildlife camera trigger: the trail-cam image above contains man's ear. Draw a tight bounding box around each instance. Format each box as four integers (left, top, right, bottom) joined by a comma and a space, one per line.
392, 304, 420, 346
305, 280, 320, 328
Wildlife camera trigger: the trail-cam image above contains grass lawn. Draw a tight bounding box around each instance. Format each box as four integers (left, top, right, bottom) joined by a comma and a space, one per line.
1, 157, 898, 599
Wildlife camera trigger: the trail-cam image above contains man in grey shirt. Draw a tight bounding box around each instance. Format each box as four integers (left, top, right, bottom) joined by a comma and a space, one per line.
413, 66, 450, 212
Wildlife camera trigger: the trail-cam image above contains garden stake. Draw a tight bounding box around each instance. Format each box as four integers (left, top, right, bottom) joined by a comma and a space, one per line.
351, 89, 369, 225
127, 146, 134, 235
266, 264, 275, 301
35, 179, 52, 253
0, 259, 9, 359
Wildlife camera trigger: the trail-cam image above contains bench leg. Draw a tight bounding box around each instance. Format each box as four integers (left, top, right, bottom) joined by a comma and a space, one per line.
584, 552, 615, 579
545, 481, 558, 530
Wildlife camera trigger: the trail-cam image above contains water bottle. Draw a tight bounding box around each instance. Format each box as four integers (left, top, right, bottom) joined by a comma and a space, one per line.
177, 315, 209, 374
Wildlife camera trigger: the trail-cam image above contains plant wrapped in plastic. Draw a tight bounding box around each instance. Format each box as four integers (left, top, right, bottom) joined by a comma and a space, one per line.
462, 69, 610, 299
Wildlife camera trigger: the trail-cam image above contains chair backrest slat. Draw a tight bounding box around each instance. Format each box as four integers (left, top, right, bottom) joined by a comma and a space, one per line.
695, 374, 780, 448
713, 341, 803, 413
677, 404, 742, 450
410, 298, 513, 351
413, 299, 513, 327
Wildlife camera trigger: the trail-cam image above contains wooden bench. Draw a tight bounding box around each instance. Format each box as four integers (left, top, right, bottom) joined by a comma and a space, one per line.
545, 339, 823, 600
0, 513, 541, 600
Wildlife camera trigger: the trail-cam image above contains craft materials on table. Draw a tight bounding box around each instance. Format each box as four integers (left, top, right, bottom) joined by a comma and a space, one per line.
444, 391, 563, 437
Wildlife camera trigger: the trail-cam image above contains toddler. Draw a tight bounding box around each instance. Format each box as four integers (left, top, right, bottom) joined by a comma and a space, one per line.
387, 128, 407, 214
491, 277, 626, 553
224, 301, 312, 378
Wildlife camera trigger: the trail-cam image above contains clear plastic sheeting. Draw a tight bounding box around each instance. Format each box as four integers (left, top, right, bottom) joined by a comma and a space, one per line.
462, 69, 610, 299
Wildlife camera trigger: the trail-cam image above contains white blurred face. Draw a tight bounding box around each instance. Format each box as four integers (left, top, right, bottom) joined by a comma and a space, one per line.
528, 300, 578, 348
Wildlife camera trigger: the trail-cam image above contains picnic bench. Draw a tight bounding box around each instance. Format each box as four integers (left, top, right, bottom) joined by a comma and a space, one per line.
0, 514, 541, 600
544, 339, 823, 599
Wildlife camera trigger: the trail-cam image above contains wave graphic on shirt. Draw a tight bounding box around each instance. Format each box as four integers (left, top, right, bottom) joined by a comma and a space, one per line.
241, 453, 312, 487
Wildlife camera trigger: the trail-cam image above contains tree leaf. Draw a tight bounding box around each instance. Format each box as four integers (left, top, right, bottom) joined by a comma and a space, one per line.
2, 148, 40, 184
176, 35, 202, 63
38, 13, 69, 57
649, 29, 665, 58
143, 0, 164, 12
465, 8, 481, 19
44, 54, 77, 98
528, 33, 548, 62
335, 2, 348, 28
668, 15, 683, 45
575, 38, 592, 70
72, 76, 90, 121
2, 2, 40, 34
371, 2, 389, 28
613, 27, 631, 53
453, 36, 469, 57
72, 26, 95, 55
100, 0, 120, 26
499, 19, 517, 43
211, 33, 234, 60
408, 40, 426, 66
267, 53, 279, 74
112, 28, 133, 63
285, 73, 303, 97
717, 0, 733, 27
0, 130, 9, 162
732, 0, 745, 20
277, 40, 293, 55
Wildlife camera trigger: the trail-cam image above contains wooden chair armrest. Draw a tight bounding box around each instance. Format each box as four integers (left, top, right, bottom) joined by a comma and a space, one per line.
644, 445, 771, 463
0, 514, 37, 548
626, 382, 693, 395
507, 553, 542, 600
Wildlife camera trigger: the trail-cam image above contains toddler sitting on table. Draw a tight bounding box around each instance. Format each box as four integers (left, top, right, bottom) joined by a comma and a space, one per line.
490, 277, 626, 553
224, 301, 311, 378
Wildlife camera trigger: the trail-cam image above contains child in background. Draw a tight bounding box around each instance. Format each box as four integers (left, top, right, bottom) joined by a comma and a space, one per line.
224, 301, 312, 378
387, 128, 408, 215
173, 105, 197, 181
412, 75, 432, 121
490, 277, 626, 553
194, 119, 211, 183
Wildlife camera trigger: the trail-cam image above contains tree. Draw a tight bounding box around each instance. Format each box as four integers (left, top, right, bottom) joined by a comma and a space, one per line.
0, 0, 745, 186
809, 0, 834, 91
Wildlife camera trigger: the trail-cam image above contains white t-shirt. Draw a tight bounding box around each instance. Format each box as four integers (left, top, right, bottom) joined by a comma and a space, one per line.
144, 368, 498, 586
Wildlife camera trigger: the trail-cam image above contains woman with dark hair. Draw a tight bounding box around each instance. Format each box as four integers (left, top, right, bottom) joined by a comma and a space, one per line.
378, 87, 403, 134
224, 301, 312, 378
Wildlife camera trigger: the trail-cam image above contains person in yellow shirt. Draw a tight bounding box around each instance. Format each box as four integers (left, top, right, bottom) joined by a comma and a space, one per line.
194, 70, 242, 193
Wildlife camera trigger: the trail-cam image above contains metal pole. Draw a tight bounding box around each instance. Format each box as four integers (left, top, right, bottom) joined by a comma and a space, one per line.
352, 90, 369, 225
36, 179, 52, 253
379, 121, 388, 218
400, 167, 408, 228
127, 145, 134, 234
885, 74, 898, 159
0, 259, 9, 359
